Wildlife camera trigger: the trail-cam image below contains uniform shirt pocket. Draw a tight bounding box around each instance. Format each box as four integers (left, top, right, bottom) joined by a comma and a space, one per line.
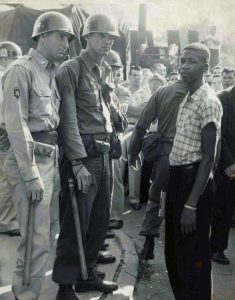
78, 75, 100, 107
31, 82, 54, 117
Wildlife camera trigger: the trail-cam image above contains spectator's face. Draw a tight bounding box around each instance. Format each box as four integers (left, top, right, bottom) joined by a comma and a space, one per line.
221, 71, 235, 89
112, 67, 123, 85
179, 49, 207, 83
129, 70, 142, 88
169, 74, 180, 83
153, 64, 166, 77
204, 74, 213, 86
149, 79, 164, 94
212, 76, 223, 93
212, 68, 222, 76
87, 32, 115, 57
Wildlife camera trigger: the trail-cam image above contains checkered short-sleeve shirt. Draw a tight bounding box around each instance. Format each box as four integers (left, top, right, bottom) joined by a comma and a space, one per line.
169, 84, 223, 166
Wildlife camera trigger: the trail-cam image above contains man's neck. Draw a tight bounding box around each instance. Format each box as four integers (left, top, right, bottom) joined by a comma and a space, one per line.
86, 49, 103, 65
187, 77, 204, 95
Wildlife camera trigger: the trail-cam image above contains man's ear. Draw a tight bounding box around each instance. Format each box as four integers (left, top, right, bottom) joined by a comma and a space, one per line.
204, 63, 209, 73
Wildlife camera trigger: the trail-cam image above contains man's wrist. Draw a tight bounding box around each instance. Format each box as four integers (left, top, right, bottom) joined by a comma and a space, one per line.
184, 204, 197, 211
71, 159, 83, 166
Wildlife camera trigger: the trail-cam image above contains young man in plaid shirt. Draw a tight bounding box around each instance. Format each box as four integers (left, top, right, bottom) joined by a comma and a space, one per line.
165, 43, 222, 300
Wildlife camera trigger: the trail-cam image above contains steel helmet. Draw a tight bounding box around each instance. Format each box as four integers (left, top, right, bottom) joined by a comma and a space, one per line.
82, 13, 119, 38
0, 41, 22, 59
32, 11, 76, 41
104, 50, 122, 68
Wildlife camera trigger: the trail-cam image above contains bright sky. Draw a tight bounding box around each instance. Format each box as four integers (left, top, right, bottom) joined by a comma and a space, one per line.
0, 0, 234, 47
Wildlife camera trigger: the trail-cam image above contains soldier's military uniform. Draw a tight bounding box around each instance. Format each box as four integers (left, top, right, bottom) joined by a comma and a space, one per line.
2, 12, 75, 300
0, 42, 22, 234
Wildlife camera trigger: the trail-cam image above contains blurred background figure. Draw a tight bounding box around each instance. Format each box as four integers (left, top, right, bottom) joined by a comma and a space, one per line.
122, 66, 150, 210
168, 72, 180, 84
211, 74, 223, 93
204, 72, 213, 86
149, 74, 167, 95
221, 67, 235, 89
151, 62, 167, 78
211, 64, 223, 76
0, 41, 22, 236
204, 25, 221, 69
141, 68, 153, 94
104, 50, 130, 231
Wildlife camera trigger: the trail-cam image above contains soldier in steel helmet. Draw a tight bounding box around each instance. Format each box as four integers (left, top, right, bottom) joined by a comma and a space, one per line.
0, 41, 22, 236
104, 50, 130, 231
52, 13, 127, 299
2, 12, 75, 300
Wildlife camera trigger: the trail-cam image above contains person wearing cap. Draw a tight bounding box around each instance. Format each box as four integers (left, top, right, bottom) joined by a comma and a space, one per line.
0, 41, 22, 236
52, 13, 127, 298
2, 12, 75, 300
104, 50, 130, 230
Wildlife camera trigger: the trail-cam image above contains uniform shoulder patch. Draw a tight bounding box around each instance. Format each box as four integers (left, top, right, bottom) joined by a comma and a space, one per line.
14, 87, 20, 99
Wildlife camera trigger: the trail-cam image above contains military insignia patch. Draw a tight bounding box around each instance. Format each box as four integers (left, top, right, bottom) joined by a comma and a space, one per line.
14, 87, 20, 99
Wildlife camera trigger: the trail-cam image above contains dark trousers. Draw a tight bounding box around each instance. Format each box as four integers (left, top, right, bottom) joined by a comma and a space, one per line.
165, 164, 214, 300
210, 171, 235, 253
140, 142, 172, 237
52, 153, 111, 285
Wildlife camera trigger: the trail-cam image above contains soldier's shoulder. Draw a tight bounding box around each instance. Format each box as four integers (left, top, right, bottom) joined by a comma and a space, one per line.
58, 57, 80, 73
4, 54, 33, 76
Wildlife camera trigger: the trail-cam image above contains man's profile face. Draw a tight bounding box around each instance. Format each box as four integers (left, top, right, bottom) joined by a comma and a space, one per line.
179, 49, 207, 83
41, 31, 70, 62
129, 70, 142, 87
87, 32, 115, 57
221, 71, 235, 89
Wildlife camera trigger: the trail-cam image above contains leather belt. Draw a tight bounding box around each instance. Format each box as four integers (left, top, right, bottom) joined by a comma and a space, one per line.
170, 162, 200, 171
31, 131, 58, 145
81, 133, 111, 142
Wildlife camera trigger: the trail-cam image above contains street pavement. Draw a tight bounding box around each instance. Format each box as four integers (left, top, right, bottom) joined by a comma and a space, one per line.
122, 200, 235, 300
0, 198, 235, 300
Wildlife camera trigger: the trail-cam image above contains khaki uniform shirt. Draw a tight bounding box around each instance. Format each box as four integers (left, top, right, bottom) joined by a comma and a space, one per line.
2, 48, 60, 181
57, 50, 127, 161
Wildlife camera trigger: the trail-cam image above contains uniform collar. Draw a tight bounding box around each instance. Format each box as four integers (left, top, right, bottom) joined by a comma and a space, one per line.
28, 48, 59, 69
79, 50, 111, 72
187, 83, 209, 102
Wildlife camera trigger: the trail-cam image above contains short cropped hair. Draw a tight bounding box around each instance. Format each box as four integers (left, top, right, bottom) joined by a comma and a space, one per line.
222, 67, 235, 76
211, 65, 223, 72
149, 73, 167, 85
129, 65, 142, 75
182, 42, 210, 64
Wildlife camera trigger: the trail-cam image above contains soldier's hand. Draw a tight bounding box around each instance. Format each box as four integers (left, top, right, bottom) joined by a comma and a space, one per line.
25, 177, 45, 203
0, 132, 10, 152
72, 164, 92, 194
129, 154, 142, 172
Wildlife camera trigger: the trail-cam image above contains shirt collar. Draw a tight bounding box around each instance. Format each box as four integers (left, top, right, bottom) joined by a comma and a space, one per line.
187, 83, 209, 102
28, 48, 59, 69
79, 50, 111, 72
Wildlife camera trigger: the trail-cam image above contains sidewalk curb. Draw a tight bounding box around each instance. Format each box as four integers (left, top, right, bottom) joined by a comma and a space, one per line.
105, 230, 139, 300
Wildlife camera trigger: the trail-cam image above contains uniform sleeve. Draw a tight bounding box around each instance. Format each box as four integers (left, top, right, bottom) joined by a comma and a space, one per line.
56, 65, 87, 161
2, 66, 40, 181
